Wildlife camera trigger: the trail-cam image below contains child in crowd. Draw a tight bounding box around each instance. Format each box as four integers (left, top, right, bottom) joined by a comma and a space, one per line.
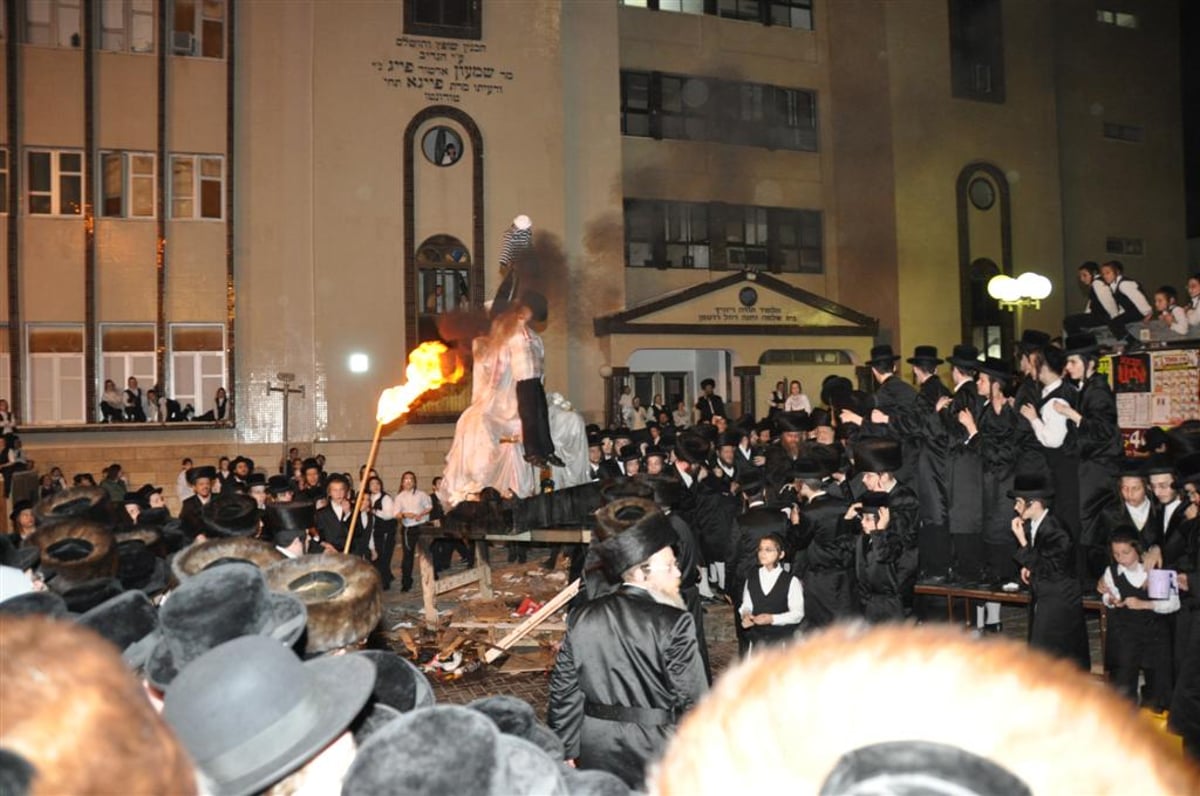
739, 533, 804, 652
1100, 527, 1179, 710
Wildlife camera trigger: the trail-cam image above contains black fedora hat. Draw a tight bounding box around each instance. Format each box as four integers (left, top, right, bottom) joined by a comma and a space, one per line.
1140, 454, 1176, 478
1063, 332, 1101, 357
8, 499, 33, 523
245, 472, 267, 490
866, 344, 901, 367
790, 457, 829, 482
263, 554, 383, 655
673, 432, 710, 466
355, 650, 436, 713
975, 357, 1013, 383
171, 537, 285, 582
1016, 329, 1052, 354
598, 478, 655, 505
266, 475, 293, 495
643, 444, 667, 461
906, 345, 944, 366
1177, 452, 1200, 486
264, 501, 316, 533
163, 635, 375, 796
230, 456, 256, 472
202, 494, 261, 538
946, 343, 982, 372
146, 562, 307, 690
776, 411, 812, 434
115, 526, 166, 557
717, 430, 743, 449
617, 443, 642, 463
186, 465, 218, 484
639, 474, 684, 511
0, 534, 39, 573
76, 589, 160, 668
853, 438, 903, 475
1007, 472, 1055, 500
116, 539, 169, 596
596, 509, 677, 581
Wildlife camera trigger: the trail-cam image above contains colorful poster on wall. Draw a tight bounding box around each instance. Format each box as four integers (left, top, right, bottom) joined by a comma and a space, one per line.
1110, 347, 1199, 455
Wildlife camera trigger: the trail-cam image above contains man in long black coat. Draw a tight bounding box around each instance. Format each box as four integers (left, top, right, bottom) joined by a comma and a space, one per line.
179, 465, 217, 541
548, 510, 708, 787
792, 458, 856, 628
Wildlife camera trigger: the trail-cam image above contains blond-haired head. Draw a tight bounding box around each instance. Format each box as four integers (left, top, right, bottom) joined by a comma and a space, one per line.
0, 616, 197, 795
652, 625, 1198, 795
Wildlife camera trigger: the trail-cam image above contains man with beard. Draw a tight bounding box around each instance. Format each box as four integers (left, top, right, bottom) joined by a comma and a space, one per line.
548, 508, 707, 788
764, 411, 810, 499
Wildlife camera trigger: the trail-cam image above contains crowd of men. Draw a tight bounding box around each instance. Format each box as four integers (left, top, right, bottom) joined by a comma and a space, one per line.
2, 321, 1200, 791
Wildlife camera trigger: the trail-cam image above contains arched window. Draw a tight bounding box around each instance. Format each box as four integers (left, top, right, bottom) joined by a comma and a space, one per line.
956, 163, 1013, 357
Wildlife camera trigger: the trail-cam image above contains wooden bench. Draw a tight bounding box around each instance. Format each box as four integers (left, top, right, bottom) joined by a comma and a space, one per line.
914, 581, 1108, 670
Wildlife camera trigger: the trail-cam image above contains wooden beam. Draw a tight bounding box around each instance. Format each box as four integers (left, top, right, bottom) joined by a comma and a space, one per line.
484, 578, 580, 664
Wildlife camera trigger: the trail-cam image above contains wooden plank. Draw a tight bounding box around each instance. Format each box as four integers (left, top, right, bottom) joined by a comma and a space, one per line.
434, 565, 489, 594
450, 620, 567, 632
418, 538, 438, 628
484, 578, 580, 664
484, 529, 592, 544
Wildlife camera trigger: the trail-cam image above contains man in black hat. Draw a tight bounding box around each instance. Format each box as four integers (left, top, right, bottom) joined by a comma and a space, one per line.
548, 509, 707, 787
315, 474, 361, 555
508, 291, 565, 469
1010, 473, 1090, 670
852, 438, 919, 621
694, 378, 725, 425
726, 469, 797, 654
764, 411, 810, 498
1018, 345, 1082, 552
908, 345, 950, 406
179, 465, 217, 541
791, 457, 856, 628
938, 344, 986, 583
842, 344, 918, 484
968, 357, 1023, 588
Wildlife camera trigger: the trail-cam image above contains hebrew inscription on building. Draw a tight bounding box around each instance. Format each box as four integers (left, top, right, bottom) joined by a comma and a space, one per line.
371, 37, 515, 104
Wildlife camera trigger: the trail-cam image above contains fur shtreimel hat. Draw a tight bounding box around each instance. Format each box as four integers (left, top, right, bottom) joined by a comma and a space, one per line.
468, 694, 565, 759
163, 635, 375, 796
28, 518, 118, 592
60, 577, 125, 614
171, 537, 284, 583
341, 705, 569, 796
593, 497, 659, 543
0, 589, 68, 618
201, 494, 261, 538
115, 539, 169, 596
596, 510, 677, 581
853, 438, 903, 476
35, 486, 114, 528
263, 554, 383, 655
145, 562, 307, 690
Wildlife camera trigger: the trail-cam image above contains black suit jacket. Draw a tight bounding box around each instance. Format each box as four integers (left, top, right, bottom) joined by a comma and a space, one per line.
179, 495, 209, 540
314, 504, 352, 552
548, 585, 707, 786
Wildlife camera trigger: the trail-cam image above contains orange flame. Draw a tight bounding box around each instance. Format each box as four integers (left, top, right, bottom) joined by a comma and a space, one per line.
376, 341, 465, 424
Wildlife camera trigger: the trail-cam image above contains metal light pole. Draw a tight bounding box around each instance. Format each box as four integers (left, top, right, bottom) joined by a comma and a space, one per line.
267, 373, 305, 464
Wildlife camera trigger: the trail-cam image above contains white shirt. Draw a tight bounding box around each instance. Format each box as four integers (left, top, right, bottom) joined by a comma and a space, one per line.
1187, 294, 1200, 326
1163, 498, 1181, 534
1127, 499, 1151, 531
1028, 511, 1047, 544
1161, 304, 1189, 335
1101, 562, 1180, 613
739, 566, 805, 625
1111, 276, 1153, 316
1032, 381, 1070, 449
784, 394, 811, 413
394, 489, 433, 527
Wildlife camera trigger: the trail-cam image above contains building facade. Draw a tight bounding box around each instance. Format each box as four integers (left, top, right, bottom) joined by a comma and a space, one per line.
0, 0, 1186, 472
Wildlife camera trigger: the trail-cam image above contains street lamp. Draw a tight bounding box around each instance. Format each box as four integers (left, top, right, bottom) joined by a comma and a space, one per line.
988, 272, 1053, 311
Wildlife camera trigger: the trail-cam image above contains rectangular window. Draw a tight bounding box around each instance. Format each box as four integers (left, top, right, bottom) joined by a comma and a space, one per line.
101, 152, 156, 218
769, 0, 813, 29
27, 325, 86, 425
170, 154, 223, 219
169, 324, 225, 417
27, 149, 84, 216
1096, 9, 1137, 29
717, 0, 764, 23
102, 0, 155, 53
25, 0, 81, 47
405, 0, 481, 41
625, 199, 821, 272
172, 0, 223, 58
619, 70, 817, 152
948, 0, 1005, 103
100, 325, 156, 406
1102, 122, 1143, 143
1105, 237, 1144, 256
0, 149, 8, 214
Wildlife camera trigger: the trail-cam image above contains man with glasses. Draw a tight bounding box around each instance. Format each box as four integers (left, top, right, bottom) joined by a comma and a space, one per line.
548, 506, 708, 788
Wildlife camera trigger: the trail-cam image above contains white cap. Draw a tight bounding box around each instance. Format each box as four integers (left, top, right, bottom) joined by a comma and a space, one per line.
513, 215, 532, 230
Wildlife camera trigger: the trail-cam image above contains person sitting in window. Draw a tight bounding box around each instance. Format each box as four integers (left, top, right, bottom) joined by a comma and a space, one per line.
441, 143, 458, 165
784, 379, 812, 413
124, 377, 147, 422
0, 399, 16, 436
672, 399, 691, 429
100, 379, 125, 423
214, 387, 229, 421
